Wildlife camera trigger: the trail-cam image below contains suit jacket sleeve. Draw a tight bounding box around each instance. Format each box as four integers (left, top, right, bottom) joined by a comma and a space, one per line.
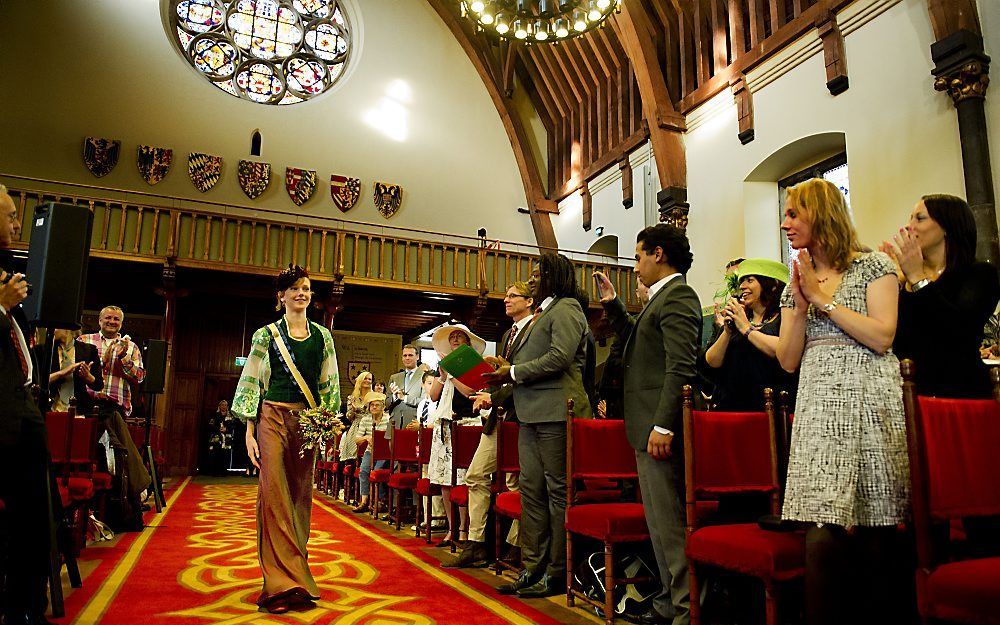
513, 299, 587, 384
602, 296, 636, 341
80, 341, 104, 392
654, 285, 701, 433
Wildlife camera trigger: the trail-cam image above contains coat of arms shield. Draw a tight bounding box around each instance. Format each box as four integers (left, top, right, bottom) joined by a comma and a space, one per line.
137, 145, 173, 185
188, 152, 223, 193
285, 167, 317, 206
373, 181, 403, 219
348, 361, 371, 383
238, 160, 271, 200
330, 175, 361, 212
83, 137, 121, 178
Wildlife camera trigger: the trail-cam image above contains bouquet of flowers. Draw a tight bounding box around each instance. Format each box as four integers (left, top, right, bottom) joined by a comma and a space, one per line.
296, 408, 345, 458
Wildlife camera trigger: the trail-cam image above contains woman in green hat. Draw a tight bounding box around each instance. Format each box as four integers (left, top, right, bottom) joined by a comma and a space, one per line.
704, 258, 797, 411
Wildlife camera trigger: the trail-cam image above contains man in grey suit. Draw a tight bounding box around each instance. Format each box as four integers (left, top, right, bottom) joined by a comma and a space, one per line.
485, 253, 592, 599
596, 224, 701, 625
388, 344, 422, 430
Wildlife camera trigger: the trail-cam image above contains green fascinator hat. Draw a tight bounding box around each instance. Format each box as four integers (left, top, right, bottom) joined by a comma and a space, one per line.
737, 258, 790, 285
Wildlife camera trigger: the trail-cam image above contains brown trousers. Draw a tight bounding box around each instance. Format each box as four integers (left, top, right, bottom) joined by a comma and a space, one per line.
256, 402, 320, 607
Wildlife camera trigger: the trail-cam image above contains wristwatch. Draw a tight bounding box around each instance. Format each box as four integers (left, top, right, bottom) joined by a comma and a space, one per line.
820, 301, 838, 314
911, 278, 931, 292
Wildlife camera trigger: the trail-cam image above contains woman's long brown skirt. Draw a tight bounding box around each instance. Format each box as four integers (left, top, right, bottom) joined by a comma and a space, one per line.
255, 401, 320, 608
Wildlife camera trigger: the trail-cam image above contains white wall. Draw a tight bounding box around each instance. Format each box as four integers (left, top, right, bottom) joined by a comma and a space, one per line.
0, 0, 536, 244
552, 141, 657, 260
681, 0, 981, 306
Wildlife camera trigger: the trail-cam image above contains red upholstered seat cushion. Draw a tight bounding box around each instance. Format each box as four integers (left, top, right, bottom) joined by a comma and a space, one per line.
57, 485, 71, 508
565, 503, 649, 542
450, 485, 469, 507
388, 472, 419, 489
924, 557, 1000, 624
416, 478, 441, 497
353, 467, 362, 478
90, 472, 112, 490
686, 524, 805, 582
370, 469, 391, 483
496, 491, 521, 519
67, 477, 94, 501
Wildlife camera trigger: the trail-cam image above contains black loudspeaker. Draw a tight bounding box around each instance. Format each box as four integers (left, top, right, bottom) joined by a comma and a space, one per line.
23, 202, 95, 328
143, 339, 168, 394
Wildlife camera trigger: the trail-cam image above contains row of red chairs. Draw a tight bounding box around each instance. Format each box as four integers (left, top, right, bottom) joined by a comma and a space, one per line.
314, 358, 999, 625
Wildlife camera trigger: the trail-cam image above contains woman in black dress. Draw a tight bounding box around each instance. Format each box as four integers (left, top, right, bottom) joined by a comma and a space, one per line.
882, 194, 1000, 398
704, 258, 796, 411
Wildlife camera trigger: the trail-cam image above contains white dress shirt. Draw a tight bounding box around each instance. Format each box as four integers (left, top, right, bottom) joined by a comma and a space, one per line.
644, 273, 682, 437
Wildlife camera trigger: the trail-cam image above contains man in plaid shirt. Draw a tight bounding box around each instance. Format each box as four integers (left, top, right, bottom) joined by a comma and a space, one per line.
79, 306, 145, 416
79, 306, 151, 518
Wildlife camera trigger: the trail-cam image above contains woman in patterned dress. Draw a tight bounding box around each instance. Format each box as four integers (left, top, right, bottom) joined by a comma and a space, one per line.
340, 371, 372, 506
232, 265, 341, 614
776, 179, 910, 625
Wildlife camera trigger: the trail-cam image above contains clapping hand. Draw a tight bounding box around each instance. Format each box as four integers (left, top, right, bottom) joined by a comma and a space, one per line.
794, 250, 826, 307
482, 365, 512, 385
723, 297, 751, 334
75, 361, 95, 384
472, 392, 492, 411
881, 227, 924, 284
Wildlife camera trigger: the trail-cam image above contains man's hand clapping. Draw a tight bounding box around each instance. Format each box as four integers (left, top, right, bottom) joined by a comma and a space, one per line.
0, 271, 28, 312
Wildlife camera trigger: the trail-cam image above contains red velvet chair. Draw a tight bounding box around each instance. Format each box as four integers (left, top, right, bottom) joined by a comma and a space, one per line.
368, 430, 392, 517
494, 420, 521, 575
416, 426, 444, 542
682, 386, 803, 625
447, 423, 484, 553
902, 360, 1000, 625
564, 399, 652, 625
387, 426, 420, 530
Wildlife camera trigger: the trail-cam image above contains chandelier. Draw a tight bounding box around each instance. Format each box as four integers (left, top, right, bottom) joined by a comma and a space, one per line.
459, 0, 621, 42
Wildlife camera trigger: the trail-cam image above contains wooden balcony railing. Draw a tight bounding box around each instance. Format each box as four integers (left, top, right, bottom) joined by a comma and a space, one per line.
4, 181, 642, 309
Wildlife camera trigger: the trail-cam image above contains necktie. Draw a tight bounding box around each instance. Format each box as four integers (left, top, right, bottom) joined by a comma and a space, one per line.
404, 369, 412, 391
6, 311, 29, 380
420, 401, 430, 426
504, 324, 518, 359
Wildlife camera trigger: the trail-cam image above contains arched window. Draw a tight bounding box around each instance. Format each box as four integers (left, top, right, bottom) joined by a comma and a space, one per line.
170, 0, 352, 105
250, 130, 262, 156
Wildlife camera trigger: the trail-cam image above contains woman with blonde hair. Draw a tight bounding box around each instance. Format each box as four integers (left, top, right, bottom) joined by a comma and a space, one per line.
338, 371, 373, 503
776, 178, 909, 625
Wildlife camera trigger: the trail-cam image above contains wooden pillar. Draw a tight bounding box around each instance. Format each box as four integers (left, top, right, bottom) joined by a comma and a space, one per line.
620, 159, 634, 208
932, 29, 997, 264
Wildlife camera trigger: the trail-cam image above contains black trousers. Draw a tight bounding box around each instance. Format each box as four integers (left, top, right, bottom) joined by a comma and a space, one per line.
0, 417, 52, 616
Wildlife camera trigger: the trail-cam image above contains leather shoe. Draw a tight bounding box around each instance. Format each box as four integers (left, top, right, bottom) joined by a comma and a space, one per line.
3, 612, 55, 625
633, 607, 673, 624
497, 569, 541, 595
441, 540, 488, 568
516, 573, 563, 598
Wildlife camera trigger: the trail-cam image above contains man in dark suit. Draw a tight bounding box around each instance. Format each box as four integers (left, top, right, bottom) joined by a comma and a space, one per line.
486, 253, 592, 599
596, 224, 701, 625
0, 184, 54, 625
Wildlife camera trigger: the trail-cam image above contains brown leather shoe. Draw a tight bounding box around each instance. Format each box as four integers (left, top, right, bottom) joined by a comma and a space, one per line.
266, 598, 291, 614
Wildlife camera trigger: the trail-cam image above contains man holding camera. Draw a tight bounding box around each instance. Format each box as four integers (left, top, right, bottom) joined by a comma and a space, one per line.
0, 183, 54, 625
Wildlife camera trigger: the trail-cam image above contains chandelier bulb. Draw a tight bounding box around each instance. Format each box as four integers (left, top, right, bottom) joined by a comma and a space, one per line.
470, 0, 485, 13
597, 0, 611, 8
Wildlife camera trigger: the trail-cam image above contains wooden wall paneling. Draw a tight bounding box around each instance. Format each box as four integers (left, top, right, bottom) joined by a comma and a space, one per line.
748, 0, 765, 48
166, 371, 204, 475
711, 0, 730, 72
649, 0, 682, 104
731, 73, 755, 143
693, 0, 709, 85
768, 0, 787, 34
571, 39, 607, 157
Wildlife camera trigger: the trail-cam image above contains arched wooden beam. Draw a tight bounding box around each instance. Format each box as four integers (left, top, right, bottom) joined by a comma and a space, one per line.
614, 0, 687, 192
425, 0, 558, 251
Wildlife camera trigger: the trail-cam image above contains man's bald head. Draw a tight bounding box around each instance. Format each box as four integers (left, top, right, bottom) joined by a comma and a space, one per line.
0, 184, 19, 249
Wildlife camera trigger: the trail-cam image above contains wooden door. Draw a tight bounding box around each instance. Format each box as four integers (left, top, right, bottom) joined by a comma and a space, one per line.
166, 372, 203, 476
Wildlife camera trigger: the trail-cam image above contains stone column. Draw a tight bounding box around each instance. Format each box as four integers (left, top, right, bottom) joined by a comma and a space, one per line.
932, 29, 997, 264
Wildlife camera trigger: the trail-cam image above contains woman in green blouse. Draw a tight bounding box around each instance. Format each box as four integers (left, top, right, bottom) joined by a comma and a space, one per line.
232, 265, 341, 614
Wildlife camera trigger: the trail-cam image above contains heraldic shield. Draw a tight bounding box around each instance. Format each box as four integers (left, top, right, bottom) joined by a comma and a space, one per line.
83, 137, 121, 178
330, 175, 360, 212
373, 181, 403, 219
238, 160, 271, 200
188, 152, 223, 193
285, 167, 317, 206
137, 145, 173, 185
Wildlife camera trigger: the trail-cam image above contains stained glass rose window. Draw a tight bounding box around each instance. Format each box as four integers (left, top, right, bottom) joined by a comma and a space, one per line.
171, 0, 351, 105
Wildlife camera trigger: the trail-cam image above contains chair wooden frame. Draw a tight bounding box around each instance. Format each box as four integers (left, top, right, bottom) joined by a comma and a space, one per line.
416, 426, 445, 543
493, 420, 521, 575
448, 421, 484, 553
386, 426, 420, 530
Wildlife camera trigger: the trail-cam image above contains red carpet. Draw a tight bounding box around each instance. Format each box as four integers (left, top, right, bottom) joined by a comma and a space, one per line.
62, 478, 580, 624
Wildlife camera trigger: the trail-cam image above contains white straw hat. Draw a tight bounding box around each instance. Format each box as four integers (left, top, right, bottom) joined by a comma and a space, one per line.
431, 323, 486, 357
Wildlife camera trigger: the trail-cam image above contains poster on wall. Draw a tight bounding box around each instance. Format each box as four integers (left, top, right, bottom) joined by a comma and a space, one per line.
331, 330, 402, 401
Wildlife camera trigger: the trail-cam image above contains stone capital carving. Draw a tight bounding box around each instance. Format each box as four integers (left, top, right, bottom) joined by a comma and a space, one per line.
657, 186, 690, 231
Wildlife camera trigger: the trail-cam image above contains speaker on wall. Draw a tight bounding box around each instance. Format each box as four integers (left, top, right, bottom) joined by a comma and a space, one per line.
23, 202, 95, 329
143, 339, 168, 395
